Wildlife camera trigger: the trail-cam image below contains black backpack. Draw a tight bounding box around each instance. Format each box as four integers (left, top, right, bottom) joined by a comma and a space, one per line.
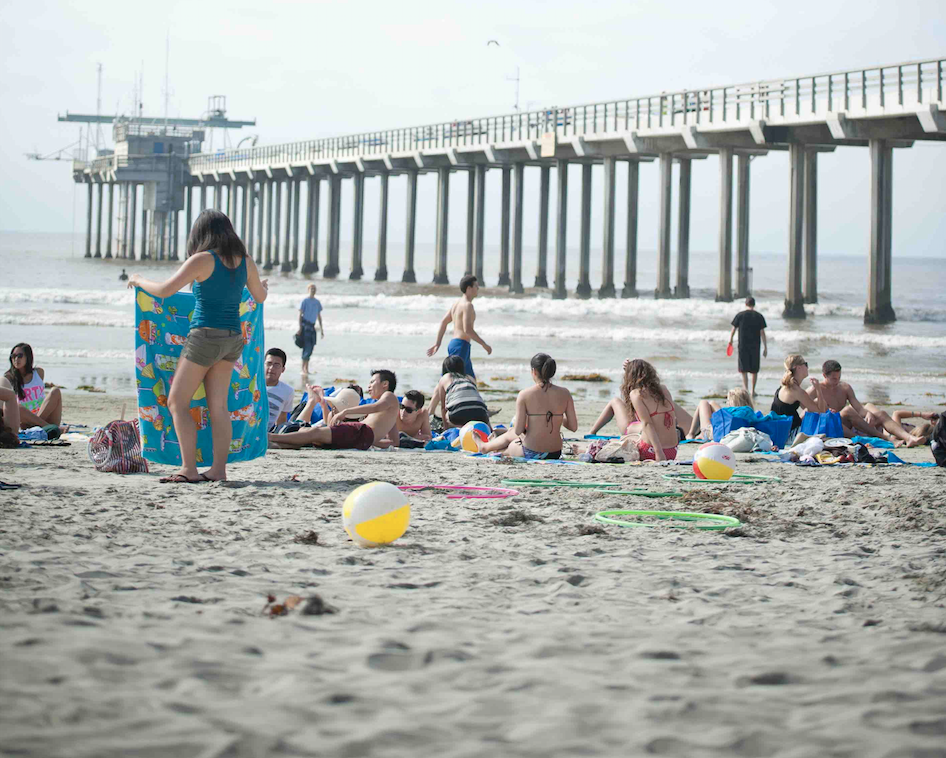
931, 413, 946, 468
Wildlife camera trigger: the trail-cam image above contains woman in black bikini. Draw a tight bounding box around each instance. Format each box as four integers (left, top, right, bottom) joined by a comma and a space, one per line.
476, 353, 577, 459
771, 353, 826, 441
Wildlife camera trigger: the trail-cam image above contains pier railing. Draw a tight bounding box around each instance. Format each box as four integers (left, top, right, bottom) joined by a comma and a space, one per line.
185, 57, 940, 172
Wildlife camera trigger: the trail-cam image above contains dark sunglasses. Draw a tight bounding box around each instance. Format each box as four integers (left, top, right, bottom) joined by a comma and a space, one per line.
11, 353, 26, 360
399, 404, 417, 413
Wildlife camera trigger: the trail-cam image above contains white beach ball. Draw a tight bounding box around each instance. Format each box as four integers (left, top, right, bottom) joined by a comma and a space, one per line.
342, 482, 411, 548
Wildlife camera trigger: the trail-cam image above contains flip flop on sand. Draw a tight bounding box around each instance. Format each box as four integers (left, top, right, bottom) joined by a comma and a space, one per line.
0, 481, 22, 490
159, 474, 206, 484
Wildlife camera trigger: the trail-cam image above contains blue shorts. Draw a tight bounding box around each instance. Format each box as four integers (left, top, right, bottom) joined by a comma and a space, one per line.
301, 321, 317, 361
522, 447, 562, 460
447, 338, 474, 379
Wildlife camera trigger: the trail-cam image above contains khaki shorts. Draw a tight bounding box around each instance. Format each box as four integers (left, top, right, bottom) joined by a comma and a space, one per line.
181, 327, 244, 367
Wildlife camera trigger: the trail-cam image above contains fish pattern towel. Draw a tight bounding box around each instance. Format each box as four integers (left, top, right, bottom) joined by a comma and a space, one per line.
134, 287, 268, 466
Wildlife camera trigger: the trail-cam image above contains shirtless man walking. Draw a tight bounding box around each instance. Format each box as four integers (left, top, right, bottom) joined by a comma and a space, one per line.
268, 369, 399, 450
808, 359, 924, 446
426, 274, 491, 380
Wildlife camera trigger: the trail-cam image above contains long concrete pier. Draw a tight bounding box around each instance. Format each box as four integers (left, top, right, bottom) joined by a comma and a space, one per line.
75, 57, 946, 323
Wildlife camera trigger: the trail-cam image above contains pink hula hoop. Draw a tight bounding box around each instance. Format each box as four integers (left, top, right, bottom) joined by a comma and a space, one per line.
397, 484, 519, 499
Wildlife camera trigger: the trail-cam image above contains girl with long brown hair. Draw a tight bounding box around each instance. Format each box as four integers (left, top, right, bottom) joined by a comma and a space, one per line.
620, 359, 679, 461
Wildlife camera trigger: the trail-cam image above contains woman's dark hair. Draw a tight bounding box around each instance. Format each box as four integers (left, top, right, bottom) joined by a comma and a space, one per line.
404, 390, 425, 407
347, 384, 364, 399
6, 343, 34, 400
531, 353, 556, 388
442, 355, 467, 377
370, 369, 397, 393
186, 209, 246, 267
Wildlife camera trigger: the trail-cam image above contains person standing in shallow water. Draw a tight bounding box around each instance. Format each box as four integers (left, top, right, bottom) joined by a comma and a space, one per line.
427, 274, 491, 381
127, 210, 269, 484
299, 283, 324, 375
728, 296, 767, 397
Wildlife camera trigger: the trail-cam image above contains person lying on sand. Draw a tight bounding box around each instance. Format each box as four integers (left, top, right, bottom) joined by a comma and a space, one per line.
396, 390, 432, 446
686, 387, 754, 440
268, 370, 399, 450
810, 360, 925, 447
476, 353, 577, 460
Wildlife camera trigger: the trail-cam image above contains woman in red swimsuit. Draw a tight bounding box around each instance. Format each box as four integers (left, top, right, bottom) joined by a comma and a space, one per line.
621, 359, 679, 461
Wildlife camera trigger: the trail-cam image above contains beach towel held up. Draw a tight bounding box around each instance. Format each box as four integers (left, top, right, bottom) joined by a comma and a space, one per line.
134, 287, 268, 467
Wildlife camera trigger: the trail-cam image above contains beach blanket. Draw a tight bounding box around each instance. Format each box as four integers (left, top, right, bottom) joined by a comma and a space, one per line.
134, 287, 267, 467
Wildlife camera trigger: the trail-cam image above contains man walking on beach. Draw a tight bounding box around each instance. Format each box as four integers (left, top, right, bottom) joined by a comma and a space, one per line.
427, 274, 491, 380
809, 360, 924, 446
728, 296, 767, 397
298, 284, 325, 375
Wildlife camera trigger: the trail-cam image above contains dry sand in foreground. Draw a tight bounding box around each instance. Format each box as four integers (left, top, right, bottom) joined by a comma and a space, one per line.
1, 392, 945, 758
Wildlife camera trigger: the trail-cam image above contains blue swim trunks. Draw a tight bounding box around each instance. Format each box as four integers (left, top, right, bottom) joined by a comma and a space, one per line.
447, 338, 475, 379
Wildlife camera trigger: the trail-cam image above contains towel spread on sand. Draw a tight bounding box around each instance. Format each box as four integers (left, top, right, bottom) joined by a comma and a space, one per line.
134, 287, 268, 467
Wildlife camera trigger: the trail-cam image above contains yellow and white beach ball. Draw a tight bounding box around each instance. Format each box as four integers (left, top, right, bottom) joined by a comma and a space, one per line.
693, 442, 736, 481
451, 420, 491, 452
342, 482, 411, 548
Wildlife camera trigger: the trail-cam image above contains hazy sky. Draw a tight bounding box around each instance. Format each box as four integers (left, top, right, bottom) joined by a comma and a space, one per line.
2, 0, 945, 261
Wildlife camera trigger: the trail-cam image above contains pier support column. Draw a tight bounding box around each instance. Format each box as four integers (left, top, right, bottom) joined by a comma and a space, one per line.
293, 178, 303, 271
474, 165, 486, 283
141, 207, 149, 260
263, 180, 274, 270
94, 182, 103, 258
511, 162, 525, 294
350, 173, 365, 279
200, 185, 207, 212
303, 177, 319, 275
433, 166, 450, 284
157, 213, 166, 261
324, 176, 341, 278
229, 181, 237, 222
553, 159, 568, 300
577, 163, 592, 299
536, 165, 550, 288
185, 184, 193, 244
717, 147, 734, 302
276, 180, 286, 271
623, 160, 639, 298
256, 182, 265, 266
674, 158, 692, 298
735, 155, 751, 297
865, 139, 896, 324
599, 158, 616, 298
239, 183, 247, 240
655, 153, 673, 298
375, 173, 388, 281
402, 170, 417, 283
498, 167, 511, 287
783, 143, 806, 319
281, 179, 293, 272
119, 184, 128, 258
244, 181, 254, 262
128, 184, 137, 260
105, 183, 114, 259
85, 182, 93, 258
803, 149, 818, 303
465, 168, 475, 276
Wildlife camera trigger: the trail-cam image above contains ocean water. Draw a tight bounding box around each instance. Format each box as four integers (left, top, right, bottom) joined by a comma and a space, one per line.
1, 231, 944, 413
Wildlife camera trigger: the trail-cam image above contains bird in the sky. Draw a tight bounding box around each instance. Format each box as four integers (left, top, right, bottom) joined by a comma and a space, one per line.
487, 40, 500, 46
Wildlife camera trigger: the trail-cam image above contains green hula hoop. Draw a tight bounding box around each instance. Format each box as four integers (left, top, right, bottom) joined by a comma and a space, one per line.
592, 488, 683, 498
594, 509, 741, 530
662, 472, 781, 484
500, 479, 620, 489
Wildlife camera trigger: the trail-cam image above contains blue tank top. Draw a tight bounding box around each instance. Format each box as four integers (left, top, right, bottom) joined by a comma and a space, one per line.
191, 251, 247, 331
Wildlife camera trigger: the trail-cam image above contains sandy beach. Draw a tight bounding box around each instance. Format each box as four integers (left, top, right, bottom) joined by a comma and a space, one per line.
1, 389, 945, 758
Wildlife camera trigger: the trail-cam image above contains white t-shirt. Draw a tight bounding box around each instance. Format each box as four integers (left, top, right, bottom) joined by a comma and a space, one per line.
267, 381, 295, 426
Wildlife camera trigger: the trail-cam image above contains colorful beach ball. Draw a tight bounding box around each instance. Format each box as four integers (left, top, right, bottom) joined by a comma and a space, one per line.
451, 420, 490, 452
342, 482, 411, 548
693, 442, 736, 481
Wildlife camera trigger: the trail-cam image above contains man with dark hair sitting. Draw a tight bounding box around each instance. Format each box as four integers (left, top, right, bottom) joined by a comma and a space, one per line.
264, 348, 295, 430
426, 274, 491, 380
396, 389, 431, 447
268, 370, 399, 450
810, 359, 926, 446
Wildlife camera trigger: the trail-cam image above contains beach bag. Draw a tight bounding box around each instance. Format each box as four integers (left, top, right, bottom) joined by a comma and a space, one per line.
711, 407, 793, 450
293, 331, 304, 349
719, 426, 774, 453
931, 413, 946, 468
800, 411, 844, 439
588, 434, 640, 463
88, 419, 149, 474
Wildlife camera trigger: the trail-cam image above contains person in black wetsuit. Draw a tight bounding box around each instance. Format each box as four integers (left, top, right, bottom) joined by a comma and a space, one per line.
119, 268, 128, 281
771, 354, 826, 442
728, 296, 767, 398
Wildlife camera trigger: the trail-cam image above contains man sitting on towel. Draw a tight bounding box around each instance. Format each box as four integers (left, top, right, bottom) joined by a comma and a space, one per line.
268, 369, 399, 450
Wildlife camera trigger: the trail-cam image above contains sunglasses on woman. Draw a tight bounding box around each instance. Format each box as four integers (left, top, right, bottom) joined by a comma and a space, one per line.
399, 404, 417, 413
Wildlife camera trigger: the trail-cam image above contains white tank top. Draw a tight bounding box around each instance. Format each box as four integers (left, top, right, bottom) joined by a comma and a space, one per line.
20, 371, 45, 413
